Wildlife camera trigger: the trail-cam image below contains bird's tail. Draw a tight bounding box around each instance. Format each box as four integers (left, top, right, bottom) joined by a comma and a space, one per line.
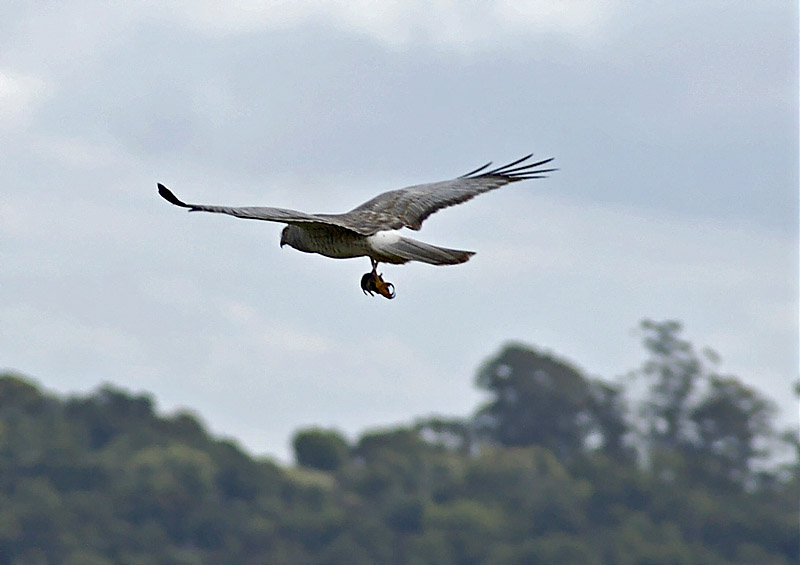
375, 234, 475, 266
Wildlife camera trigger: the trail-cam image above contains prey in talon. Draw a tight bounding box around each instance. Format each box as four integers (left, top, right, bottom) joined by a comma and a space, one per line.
361, 261, 395, 299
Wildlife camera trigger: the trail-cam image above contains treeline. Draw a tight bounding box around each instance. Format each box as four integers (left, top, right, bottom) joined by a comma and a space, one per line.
0, 320, 797, 564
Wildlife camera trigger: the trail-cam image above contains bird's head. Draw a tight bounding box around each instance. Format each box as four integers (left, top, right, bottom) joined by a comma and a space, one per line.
280, 226, 290, 248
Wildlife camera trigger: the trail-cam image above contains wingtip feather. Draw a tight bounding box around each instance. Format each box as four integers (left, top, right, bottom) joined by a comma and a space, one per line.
463, 154, 556, 180
157, 183, 190, 208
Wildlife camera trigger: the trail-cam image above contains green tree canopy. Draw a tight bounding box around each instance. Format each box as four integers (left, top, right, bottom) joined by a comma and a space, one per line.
474, 344, 629, 462
0, 319, 795, 564
292, 427, 350, 472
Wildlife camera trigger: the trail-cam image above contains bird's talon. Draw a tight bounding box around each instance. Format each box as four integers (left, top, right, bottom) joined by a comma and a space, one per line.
377, 280, 396, 299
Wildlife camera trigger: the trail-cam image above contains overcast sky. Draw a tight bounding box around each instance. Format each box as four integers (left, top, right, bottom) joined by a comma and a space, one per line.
1, 2, 797, 461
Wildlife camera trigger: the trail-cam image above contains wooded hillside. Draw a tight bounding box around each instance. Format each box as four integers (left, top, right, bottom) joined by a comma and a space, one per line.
1, 321, 796, 564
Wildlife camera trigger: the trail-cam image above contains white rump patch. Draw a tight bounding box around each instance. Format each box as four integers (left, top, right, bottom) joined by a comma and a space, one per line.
368, 230, 404, 250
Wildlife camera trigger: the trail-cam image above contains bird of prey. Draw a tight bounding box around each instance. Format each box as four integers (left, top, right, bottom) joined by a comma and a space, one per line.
158, 154, 555, 299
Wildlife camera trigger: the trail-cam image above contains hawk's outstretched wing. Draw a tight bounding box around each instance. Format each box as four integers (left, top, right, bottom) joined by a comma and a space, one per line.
341, 154, 555, 234
157, 183, 353, 231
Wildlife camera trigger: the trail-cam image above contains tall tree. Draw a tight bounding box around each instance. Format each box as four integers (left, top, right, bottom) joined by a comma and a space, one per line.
690, 375, 775, 484
474, 344, 626, 460
585, 379, 633, 462
636, 320, 704, 452
634, 320, 779, 490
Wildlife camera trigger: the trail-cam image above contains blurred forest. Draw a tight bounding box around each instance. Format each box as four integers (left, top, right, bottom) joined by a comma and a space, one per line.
0, 320, 797, 564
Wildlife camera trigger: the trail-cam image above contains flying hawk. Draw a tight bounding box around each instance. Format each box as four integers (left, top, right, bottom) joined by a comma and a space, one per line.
158, 154, 555, 299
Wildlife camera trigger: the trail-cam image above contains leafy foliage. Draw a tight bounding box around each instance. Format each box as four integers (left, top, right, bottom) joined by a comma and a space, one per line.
0, 321, 796, 564
633, 320, 779, 488
292, 428, 350, 472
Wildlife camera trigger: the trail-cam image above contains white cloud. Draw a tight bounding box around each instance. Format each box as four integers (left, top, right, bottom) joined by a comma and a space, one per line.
461, 191, 797, 409
164, 0, 616, 48
219, 299, 333, 356
0, 304, 148, 381
38, 135, 133, 170
0, 69, 48, 124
